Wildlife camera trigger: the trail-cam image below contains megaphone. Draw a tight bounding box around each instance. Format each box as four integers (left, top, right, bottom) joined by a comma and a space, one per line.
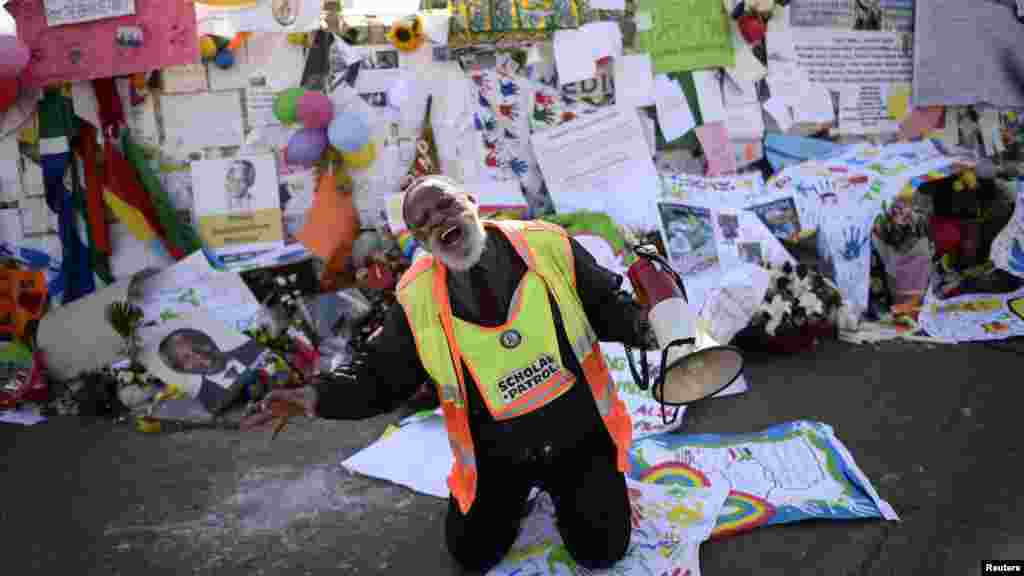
625, 245, 744, 425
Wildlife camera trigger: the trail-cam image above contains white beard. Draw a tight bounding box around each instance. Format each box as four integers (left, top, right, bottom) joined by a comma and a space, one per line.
431, 219, 487, 272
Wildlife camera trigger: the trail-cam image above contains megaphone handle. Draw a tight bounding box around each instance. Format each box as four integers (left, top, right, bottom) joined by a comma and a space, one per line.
624, 343, 650, 391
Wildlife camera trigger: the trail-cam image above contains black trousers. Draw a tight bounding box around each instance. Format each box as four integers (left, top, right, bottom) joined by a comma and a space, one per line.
444, 433, 631, 574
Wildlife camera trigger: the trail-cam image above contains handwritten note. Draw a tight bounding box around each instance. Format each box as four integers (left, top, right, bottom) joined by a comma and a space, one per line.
696, 122, 736, 176
636, 0, 735, 73
653, 74, 695, 142
43, 0, 135, 27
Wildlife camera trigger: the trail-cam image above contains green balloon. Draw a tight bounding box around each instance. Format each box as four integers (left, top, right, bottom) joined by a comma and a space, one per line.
273, 87, 306, 125
212, 35, 231, 51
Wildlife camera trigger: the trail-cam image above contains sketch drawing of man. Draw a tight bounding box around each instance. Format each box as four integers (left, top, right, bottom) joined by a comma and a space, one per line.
225, 159, 256, 212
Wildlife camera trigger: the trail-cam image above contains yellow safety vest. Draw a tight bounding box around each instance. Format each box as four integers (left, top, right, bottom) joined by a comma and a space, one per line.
396, 220, 632, 514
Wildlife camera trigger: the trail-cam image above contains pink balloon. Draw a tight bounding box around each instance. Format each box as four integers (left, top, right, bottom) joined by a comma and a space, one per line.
0, 36, 30, 79
296, 91, 334, 130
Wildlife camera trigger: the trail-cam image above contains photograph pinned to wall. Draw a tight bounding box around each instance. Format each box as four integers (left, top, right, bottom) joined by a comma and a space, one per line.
657, 202, 719, 277
190, 154, 285, 268
747, 197, 803, 243
139, 310, 271, 414
278, 169, 316, 244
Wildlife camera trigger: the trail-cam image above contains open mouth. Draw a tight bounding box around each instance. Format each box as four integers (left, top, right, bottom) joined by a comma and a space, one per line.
439, 225, 463, 248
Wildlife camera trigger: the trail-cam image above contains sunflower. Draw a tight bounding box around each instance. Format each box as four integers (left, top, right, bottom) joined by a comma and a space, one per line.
387, 16, 425, 52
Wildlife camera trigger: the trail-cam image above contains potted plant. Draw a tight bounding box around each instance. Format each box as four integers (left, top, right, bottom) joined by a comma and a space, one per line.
735, 262, 843, 354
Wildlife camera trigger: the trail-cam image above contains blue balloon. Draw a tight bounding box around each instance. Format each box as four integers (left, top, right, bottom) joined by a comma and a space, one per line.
214, 48, 234, 69
327, 111, 371, 153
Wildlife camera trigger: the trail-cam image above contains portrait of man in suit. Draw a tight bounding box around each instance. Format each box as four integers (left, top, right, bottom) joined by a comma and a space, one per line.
158, 328, 267, 412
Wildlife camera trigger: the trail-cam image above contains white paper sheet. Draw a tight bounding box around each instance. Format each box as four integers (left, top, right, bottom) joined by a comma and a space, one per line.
0, 209, 23, 245
138, 250, 264, 333
582, 21, 623, 61
0, 134, 20, 203
792, 28, 911, 134
341, 413, 452, 499
589, 0, 626, 8
614, 53, 655, 109
763, 96, 794, 132
43, 0, 135, 27
245, 83, 281, 129
531, 107, 661, 231
654, 74, 696, 142
160, 64, 209, 95
195, 0, 321, 36
793, 82, 835, 124
161, 91, 245, 152
692, 69, 727, 124
553, 29, 597, 86
245, 32, 306, 91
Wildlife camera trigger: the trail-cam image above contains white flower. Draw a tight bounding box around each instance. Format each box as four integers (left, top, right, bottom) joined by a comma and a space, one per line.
764, 294, 791, 335
791, 274, 814, 297
798, 291, 824, 316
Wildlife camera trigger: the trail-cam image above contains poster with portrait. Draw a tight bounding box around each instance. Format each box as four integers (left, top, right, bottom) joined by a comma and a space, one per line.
657, 202, 719, 278
747, 197, 803, 243
139, 310, 270, 414
191, 154, 285, 269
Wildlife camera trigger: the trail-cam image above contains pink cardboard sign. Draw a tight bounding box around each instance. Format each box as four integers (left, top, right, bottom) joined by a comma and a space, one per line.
6, 0, 200, 90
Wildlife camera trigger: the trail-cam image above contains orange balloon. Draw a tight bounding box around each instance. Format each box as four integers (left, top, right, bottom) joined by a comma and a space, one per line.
0, 76, 19, 113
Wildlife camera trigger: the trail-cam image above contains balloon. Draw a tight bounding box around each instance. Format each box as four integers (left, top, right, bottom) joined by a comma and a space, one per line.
341, 140, 376, 170
273, 87, 306, 125
0, 77, 19, 113
296, 91, 333, 130
214, 49, 235, 69
327, 111, 371, 153
0, 36, 30, 78
199, 36, 218, 60
285, 128, 328, 167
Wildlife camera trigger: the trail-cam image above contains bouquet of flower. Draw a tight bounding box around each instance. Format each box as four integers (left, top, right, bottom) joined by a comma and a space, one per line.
749, 262, 842, 337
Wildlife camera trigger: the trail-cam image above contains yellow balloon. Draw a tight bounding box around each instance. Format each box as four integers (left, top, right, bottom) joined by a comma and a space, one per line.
199, 36, 218, 60
342, 141, 376, 170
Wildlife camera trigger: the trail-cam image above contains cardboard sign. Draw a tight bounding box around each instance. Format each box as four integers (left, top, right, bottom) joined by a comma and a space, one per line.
8, 0, 200, 89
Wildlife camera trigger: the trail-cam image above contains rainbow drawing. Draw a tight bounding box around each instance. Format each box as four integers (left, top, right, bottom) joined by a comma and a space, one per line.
710, 491, 776, 539
638, 462, 710, 487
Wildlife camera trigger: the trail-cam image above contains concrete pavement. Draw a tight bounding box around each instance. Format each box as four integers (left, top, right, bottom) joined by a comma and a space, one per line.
2, 338, 1023, 575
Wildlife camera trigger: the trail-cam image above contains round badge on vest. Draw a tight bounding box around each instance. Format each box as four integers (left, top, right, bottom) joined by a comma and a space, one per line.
500, 329, 522, 349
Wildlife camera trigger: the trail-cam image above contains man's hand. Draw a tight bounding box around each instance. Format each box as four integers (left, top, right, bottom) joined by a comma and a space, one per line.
240, 386, 319, 430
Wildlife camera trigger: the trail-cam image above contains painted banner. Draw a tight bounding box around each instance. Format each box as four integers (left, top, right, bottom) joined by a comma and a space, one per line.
629, 421, 899, 539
